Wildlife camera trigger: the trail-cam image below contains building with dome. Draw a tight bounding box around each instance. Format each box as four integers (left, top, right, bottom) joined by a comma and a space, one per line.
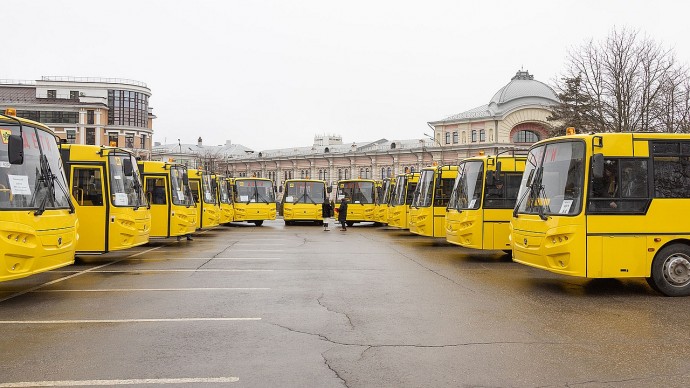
427, 70, 559, 147
151, 70, 558, 192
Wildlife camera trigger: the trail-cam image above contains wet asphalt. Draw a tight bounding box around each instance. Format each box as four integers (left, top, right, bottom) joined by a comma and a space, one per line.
0, 219, 689, 388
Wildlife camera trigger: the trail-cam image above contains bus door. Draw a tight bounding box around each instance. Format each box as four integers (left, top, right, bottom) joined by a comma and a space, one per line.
70, 165, 106, 252
189, 178, 203, 228
144, 176, 170, 237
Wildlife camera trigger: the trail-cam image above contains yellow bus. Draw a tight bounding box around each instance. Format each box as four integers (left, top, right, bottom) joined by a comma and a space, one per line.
511, 132, 690, 296
446, 153, 525, 251
214, 174, 234, 224
230, 177, 276, 226
0, 109, 78, 281
387, 172, 419, 229
138, 160, 197, 238
409, 165, 458, 238
336, 179, 377, 226
188, 168, 220, 229
374, 177, 394, 225
61, 144, 150, 254
281, 179, 328, 225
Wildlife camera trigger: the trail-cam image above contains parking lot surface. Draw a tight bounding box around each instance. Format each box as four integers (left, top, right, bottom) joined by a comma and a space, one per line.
1, 220, 689, 387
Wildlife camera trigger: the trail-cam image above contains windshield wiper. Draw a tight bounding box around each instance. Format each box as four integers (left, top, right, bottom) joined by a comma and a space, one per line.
33, 155, 57, 216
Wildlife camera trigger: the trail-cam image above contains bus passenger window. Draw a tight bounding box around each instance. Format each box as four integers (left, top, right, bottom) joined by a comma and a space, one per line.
72, 168, 103, 206
146, 178, 167, 205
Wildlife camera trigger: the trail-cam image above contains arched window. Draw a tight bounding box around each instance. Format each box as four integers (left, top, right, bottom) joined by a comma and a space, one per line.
410, 166, 415, 173
324, 147, 330, 153
365, 168, 370, 179
345, 169, 350, 179
359, 168, 364, 178
381, 168, 385, 178
391, 142, 396, 149
338, 169, 342, 180
386, 167, 391, 177
513, 130, 540, 143
479, 129, 485, 142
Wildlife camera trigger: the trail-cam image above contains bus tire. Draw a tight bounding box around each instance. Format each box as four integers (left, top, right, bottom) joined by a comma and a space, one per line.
253, 220, 264, 226
346, 221, 354, 227
650, 243, 690, 297
284, 220, 292, 226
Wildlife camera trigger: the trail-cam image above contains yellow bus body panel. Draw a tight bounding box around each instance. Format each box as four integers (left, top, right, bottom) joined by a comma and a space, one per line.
219, 203, 234, 224
0, 210, 77, 282
445, 208, 483, 249
108, 207, 151, 251
283, 202, 323, 222
388, 204, 408, 229
233, 202, 276, 222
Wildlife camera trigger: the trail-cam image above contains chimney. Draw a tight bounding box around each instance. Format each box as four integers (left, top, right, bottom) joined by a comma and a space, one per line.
197, 137, 202, 147
225, 140, 232, 146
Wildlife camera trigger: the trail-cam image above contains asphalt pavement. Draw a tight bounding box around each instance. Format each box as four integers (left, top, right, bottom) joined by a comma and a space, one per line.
0, 219, 689, 388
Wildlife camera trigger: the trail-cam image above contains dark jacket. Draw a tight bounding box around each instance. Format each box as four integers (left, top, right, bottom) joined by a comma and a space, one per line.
322, 202, 332, 218
337, 200, 348, 222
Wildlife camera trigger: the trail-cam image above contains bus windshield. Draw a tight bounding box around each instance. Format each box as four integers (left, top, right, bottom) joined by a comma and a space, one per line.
515, 141, 585, 217
108, 153, 146, 208
337, 181, 374, 204
413, 170, 435, 207
392, 176, 407, 206
236, 179, 275, 204
201, 174, 216, 204
284, 181, 325, 204
448, 161, 483, 210
0, 124, 71, 210
170, 166, 194, 206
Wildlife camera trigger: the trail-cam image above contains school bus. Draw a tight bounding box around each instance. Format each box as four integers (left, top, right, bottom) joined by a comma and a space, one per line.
511, 131, 690, 296
188, 168, 220, 229
374, 177, 394, 225
335, 179, 377, 226
409, 165, 458, 237
138, 160, 197, 238
388, 172, 419, 229
230, 177, 276, 226
214, 174, 234, 224
282, 179, 328, 225
0, 109, 78, 281
446, 152, 525, 251
61, 144, 150, 254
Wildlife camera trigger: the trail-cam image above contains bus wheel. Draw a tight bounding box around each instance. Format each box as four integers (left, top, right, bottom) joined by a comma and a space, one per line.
346, 221, 354, 227
284, 220, 292, 226
650, 244, 690, 296
254, 220, 264, 226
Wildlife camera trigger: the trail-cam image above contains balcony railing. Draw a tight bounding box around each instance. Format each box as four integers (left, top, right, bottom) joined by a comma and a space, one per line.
41, 76, 148, 88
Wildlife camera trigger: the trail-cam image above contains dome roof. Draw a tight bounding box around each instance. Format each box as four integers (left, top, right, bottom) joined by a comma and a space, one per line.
489, 70, 557, 105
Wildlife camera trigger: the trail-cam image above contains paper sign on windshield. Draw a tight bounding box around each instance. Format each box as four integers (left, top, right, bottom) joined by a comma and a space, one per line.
559, 199, 573, 214
113, 193, 128, 206
8, 175, 31, 195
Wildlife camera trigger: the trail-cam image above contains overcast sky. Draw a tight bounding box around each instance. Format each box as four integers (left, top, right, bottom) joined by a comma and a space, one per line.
5, 0, 690, 150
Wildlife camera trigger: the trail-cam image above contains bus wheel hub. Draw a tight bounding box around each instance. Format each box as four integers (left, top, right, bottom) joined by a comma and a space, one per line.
663, 254, 690, 286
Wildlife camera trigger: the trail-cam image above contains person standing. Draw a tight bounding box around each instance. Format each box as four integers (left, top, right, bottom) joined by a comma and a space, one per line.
322, 200, 332, 231
337, 197, 348, 231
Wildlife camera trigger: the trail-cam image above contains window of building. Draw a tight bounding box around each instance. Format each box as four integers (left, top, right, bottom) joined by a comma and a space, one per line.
47, 90, 56, 98
386, 167, 391, 178
125, 134, 134, 148
70, 91, 79, 100
140, 134, 147, 149
513, 130, 540, 143
107, 89, 149, 128
479, 129, 486, 142
86, 128, 96, 145
445, 132, 450, 144
17, 110, 79, 124
108, 133, 118, 147
471, 130, 477, 143
452, 131, 458, 144
338, 169, 342, 180
87, 110, 95, 125
359, 168, 364, 178
66, 129, 76, 144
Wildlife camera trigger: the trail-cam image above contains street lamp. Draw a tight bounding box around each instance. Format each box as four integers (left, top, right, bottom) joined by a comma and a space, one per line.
423, 132, 444, 165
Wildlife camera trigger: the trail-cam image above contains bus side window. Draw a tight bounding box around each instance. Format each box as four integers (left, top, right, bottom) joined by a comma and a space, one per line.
73, 168, 103, 206
146, 178, 167, 205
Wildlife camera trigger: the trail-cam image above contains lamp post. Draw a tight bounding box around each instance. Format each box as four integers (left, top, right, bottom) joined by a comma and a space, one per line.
423, 132, 444, 165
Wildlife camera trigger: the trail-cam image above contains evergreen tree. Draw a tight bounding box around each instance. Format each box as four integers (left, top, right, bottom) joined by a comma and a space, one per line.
547, 76, 598, 136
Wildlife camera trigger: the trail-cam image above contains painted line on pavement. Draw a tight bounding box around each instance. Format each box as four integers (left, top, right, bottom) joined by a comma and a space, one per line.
128, 257, 281, 260
0, 318, 261, 324
50, 269, 274, 273
0, 245, 165, 304
34, 287, 271, 293
0, 377, 239, 386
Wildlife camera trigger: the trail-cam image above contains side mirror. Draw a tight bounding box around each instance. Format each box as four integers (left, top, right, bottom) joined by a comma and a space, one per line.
8, 134, 23, 165
123, 159, 133, 175
212, 180, 218, 189
591, 153, 604, 179
487, 172, 494, 186
495, 161, 502, 175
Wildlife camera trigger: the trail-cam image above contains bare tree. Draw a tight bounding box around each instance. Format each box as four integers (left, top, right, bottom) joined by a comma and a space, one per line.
554, 27, 689, 133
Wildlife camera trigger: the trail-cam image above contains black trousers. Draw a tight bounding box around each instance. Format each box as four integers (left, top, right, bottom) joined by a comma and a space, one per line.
340, 220, 347, 229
